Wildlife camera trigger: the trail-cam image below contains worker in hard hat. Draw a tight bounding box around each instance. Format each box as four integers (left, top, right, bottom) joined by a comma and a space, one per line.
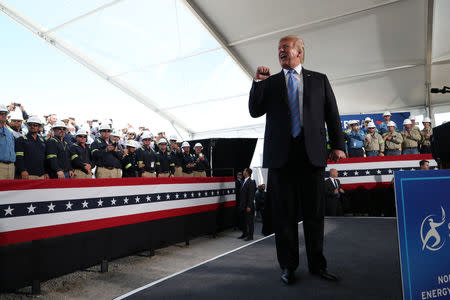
155, 138, 175, 177
169, 135, 183, 177
136, 132, 156, 177
361, 117, 372, 134
401, 119, 421, 155
378, 111, 397, 135
15, 116, 48, 179
0, 104, 16, 179
382, 121, 403, 156
8, 109, 26, 139
91, 123, 122, 178
193, 143, 209, 177
46, 121, 73, 179
419, 117, 433, 154
409, 116, 420, 132
347, 120, 365, 157
363, 122, 384, 157
181, 141, 196, 177
122, 140, 140, 177
69, 129, 94, 179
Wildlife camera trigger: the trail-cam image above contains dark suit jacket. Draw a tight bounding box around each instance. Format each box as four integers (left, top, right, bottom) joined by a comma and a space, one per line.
239, 178, 256, 210
325, 178, 341, 200
249, 68, 345, 168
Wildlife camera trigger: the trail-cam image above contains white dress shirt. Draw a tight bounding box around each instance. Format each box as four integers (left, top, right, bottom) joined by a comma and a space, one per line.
283, 64, 304, 127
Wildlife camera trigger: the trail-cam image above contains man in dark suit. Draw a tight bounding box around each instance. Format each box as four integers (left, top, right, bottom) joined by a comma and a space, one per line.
249, 35, 345, 285
325, 168, 345, 216
237, 168, 257, 241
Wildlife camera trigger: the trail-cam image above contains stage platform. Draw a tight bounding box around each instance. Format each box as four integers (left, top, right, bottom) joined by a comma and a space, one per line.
117, 218, 402, 299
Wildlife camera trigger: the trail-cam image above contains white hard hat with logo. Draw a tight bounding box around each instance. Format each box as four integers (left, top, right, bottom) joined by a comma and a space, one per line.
194, 143, 203, 148
99, 123, 111, 131
387, 121, 396, 127
9, 109, 23, 121
169, 134, 178, 141
423, 117, 431, 123
364, 117, 372, 122
26, 116, 43, 125
367, 122, 376, 128
75, 129, 88, 136
141, 132, 152, 140
181, 141, 190, 148
52, 120, 67, 129
403, 119, 412, 125
383, 111, 391, 117
0, 104, 8, 113
158, 138, 168, 145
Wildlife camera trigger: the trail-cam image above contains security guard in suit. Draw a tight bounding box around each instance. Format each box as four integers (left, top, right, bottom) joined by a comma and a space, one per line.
46, 121, 73, 179
155, 138, 175, 177
181, 141, 196, 177
91, 123, 122, 178
69, 129, 93, 179
193, 143, 209, 177
15, 116, 48, 179
136, 132, 157, 177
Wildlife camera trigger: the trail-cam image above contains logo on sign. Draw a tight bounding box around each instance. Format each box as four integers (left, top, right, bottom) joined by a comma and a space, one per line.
420, 206, 446, 251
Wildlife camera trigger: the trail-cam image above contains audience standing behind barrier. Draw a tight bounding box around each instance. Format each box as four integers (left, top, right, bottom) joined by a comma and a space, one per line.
0, 101, 441, 180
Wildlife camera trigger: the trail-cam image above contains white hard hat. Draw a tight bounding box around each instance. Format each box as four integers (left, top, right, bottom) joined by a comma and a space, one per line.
127, 127, 136, 133
110, 130, 121, 137
101, 119, 112, 125
387, 121, 396, 127
26, 116, 43, 125
348, 120, 356, 125
98, 123, 111, 131
364, 117, 372, 122
0, 104, 9, 113
158, 138, 168, 145
126, 140, 137, 148
409, 116, 415, 120
423, 117, 431, 123
75, 129, 88, 136
367, 122, 376, 128
194, 143, 203, 148
9, 109, 23, 121
181, 141, 190, 148
141, 132, 152, 140
403, 119, 412, 125
169, 134, 178, 141
52, 120, 67, 129
383, 111, 391, 117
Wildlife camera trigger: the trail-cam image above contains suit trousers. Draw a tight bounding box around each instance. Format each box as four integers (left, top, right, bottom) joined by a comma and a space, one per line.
268, 133, 326, 272
241, 209, 254, 238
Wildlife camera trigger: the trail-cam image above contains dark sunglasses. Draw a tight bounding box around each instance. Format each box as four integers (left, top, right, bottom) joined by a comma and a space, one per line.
29, 123, 40, 127
0, 112, 7, 116
77, 135, 87, 138
53, 127, 65, 131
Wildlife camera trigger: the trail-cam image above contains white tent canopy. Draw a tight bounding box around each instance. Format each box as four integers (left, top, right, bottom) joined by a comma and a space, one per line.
1, 0, 449, 142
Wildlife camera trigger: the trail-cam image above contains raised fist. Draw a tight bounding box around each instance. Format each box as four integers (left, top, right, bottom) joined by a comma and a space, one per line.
255, 66, 271, 80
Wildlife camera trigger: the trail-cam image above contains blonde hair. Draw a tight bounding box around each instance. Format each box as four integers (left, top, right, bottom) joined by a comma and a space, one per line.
279, 35, 305, 63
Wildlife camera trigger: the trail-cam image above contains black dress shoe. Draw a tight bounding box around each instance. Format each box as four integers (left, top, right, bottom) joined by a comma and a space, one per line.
310, 269, 339, 281
244, 236, 253, 241
237, 235, 247, 239
281, 269, 295, 285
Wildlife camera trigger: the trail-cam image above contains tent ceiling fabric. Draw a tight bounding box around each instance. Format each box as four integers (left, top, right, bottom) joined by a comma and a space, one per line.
2, 0, 449, 137
189, 0, 450, 116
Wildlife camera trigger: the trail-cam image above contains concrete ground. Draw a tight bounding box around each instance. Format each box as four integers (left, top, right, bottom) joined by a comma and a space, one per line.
1, 222, 264, 300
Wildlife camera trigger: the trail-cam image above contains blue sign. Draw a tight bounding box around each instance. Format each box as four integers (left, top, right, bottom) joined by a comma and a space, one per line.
395, 170, 450, 300
341, 112, 410, 131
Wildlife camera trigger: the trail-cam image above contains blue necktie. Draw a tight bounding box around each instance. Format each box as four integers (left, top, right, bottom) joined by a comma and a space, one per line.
287, 70, 301, 138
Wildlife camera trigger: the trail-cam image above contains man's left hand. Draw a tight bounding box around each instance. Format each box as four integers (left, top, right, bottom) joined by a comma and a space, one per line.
329, 149, 346, 162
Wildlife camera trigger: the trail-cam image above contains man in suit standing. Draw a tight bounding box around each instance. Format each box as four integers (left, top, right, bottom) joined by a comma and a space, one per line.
325, 168, 345, 216
238, 168, 257, 241
249, 35, 345, 284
